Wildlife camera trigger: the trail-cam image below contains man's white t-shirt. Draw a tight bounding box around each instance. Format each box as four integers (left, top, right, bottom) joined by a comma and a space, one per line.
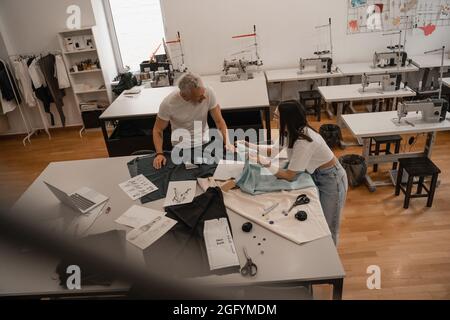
286, 128, 335, 174
157, 86, 217, 148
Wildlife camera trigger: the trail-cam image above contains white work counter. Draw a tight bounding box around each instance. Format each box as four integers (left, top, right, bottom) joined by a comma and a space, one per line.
1, 156, 344, 299
265, 68, 343, 83
99, 72, 272, 157
318, 83, 416, 103
341, 111, 450, 192
337, 62, 419, 76
442, 77, 450, 88
410, 54, 450, 69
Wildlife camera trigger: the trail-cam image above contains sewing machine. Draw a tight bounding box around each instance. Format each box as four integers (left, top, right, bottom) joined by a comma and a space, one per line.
298, 57, 333, 74
372, 51, 408, 68
220, 58, 262, 82
397, 99, 448, 123
360, 73, 402, 92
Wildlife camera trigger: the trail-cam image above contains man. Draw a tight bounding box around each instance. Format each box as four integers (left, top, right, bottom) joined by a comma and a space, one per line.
153, 73, 233, 169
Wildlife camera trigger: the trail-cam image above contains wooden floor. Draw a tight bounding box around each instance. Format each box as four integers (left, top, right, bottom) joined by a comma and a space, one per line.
1, 114, 450, 300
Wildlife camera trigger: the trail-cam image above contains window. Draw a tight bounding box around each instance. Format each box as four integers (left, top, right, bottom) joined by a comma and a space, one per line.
104, 0, 166, 72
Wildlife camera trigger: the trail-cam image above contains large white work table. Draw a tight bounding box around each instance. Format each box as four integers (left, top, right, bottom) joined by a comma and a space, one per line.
341, 111, 450, 192
410, 54, 450, 93
99, 72, 271, 157
265, 67, 343, 102
0, 156, 345, 299
336, 62, 419, 77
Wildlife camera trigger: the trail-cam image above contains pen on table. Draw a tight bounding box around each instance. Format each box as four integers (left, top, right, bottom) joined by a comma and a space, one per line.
262, 203, 278, 217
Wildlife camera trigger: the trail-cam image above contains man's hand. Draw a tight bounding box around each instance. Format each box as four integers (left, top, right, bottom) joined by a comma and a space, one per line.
225, 143, 236, 153
153, 154, 167, 169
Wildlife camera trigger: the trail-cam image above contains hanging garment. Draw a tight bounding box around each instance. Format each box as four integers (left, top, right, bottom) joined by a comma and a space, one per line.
54, 55, 71, 89
0, 62, 21, 103
0, 87, 16, 114
127, 151, 217, 204
198, 179, 331, 245
26, 58, 55, 126
143, 187, 239, 278
28, 57, 46, 89
39, 54, 66, 127
235, 161, 316, 195
12, 60, 36, 107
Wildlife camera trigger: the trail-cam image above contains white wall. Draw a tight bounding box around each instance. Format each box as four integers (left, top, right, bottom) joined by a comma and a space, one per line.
160, 0, 450, 75
0, 0, 97, 134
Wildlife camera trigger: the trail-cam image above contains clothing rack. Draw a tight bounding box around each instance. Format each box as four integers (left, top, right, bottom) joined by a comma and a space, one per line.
9, 54, 53, 141
0, 57, 36, 145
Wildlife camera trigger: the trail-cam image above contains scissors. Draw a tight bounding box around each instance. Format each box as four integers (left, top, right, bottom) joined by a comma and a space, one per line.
240, 247, 257, 277
282, 194, 310, 215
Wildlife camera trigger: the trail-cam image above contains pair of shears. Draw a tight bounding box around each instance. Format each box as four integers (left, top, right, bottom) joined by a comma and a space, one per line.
282, 194, 310, 215
240, 247, 257, 277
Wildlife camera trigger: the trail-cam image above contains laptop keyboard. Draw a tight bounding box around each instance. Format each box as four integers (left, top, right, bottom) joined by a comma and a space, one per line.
70, 193, 96, 211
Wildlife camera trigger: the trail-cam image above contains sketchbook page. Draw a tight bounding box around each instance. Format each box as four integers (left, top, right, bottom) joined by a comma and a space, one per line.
119, 174, 158, 201
213, 160, 245, 181
126, 215, 177, 250
204, 218, 240, 271
163, 180, 197, 207
115, 205, 166, 229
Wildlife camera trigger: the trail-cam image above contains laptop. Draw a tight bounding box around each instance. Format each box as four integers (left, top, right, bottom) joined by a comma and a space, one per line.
44, 182, 108, 214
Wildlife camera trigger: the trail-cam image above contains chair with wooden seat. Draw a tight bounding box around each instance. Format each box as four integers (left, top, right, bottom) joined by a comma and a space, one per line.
299, 90, 322, 121
395, 157, 441, 209
369, 135, 402, 172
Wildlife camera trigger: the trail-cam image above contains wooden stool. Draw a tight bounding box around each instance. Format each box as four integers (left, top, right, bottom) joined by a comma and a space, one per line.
299, 90, 322, 121
395, 157, 441, 209
369, 135, 402, 172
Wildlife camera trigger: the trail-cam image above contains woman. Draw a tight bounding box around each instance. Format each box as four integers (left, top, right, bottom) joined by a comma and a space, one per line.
242, 100, 348, 244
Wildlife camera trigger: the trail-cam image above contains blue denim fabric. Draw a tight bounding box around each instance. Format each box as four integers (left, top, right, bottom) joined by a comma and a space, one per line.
312, 162, 348, 245
236, 161, 316, 195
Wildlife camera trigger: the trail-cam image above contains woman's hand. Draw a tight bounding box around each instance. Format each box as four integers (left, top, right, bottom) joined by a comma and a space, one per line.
153, 154, 167, 169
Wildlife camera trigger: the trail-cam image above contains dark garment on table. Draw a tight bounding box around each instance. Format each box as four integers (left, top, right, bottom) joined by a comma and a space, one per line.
55, 230, 126, 287
27, 57, 55, 126
143, 187, 239, 278
0, 62, 22, 103
127, 151, 217, 204
39, 54, 66, 127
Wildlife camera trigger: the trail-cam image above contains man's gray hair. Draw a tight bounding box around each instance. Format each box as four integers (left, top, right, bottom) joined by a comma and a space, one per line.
177, 72, 203, 94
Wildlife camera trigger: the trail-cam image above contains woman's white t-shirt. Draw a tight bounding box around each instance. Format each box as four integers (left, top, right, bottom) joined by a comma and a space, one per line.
286, 128, 335, 174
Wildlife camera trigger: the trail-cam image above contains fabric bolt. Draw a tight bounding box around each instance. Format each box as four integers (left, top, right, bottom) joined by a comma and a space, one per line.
312, 162, 348, 244
55, 55, 71, 89
127, 151, 217, 204
143, 187, 239, 277
12, 60, 36, 106
236, 160, 316, 195
39, 54, 66, 127
198, 179, 331, 245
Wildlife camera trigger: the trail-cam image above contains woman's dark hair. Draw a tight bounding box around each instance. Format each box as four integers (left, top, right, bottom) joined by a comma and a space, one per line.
278, 100, 316, 148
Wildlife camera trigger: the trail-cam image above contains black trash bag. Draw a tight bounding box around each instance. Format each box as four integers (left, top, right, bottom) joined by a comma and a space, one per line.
339, 154, 367, 188
319, 124, 342, 149
113, 72, 139, 96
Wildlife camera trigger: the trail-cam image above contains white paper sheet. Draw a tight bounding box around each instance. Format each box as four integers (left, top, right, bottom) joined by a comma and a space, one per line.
126, 215, 177, 250
213, 160, 245, 181
163, 180, 197, 207
204, 218, 240, 271
115, 205, 166, 228
119, 174, 158, 201
67, 203, 107, 237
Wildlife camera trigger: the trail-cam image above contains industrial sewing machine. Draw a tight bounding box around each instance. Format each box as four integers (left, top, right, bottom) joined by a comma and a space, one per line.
298, 57, 333, 74
360, 73, 402, 92
220, 58, 262, 82
372, 50, 408, 68
396, 99, 448, 123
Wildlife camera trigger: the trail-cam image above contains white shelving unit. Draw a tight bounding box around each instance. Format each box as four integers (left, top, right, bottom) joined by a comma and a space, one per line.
57, 27, 111, 137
